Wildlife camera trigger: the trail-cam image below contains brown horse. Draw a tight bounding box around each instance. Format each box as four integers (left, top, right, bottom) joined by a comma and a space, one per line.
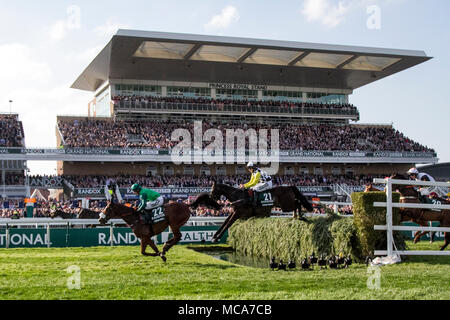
98, 194, 216, 261
50, 209, 76, 219
194, 182, 313, 243
364, 183, 383, 192
77, 208, 101, 219
390, 173, 450, 250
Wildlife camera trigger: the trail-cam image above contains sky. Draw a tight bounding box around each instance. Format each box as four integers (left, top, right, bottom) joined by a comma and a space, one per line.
0, 0, 449, 175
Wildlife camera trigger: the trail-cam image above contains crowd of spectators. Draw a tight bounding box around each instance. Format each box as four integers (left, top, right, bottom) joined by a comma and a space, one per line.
112, 95, 358, 114
0, 114, 25, 147
0, 197, 236, 218
58, 118, 434, 153
60, 173, 386, 189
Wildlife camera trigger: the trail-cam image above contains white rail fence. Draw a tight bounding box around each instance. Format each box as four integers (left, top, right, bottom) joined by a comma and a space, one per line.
372, 178, 450, 256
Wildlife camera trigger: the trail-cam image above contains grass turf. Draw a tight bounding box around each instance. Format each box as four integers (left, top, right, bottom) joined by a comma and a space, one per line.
0, 241, 448, 300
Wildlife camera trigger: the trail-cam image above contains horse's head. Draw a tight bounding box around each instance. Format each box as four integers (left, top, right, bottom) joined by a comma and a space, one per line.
364, 183, 373, 192
49, 209, 59, 219
99, 201, 136, 225
98, 201, 115, 225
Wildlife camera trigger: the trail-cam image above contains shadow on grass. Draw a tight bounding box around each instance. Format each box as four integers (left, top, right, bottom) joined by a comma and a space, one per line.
188, 262, 238, 269
187, 245, 234, 252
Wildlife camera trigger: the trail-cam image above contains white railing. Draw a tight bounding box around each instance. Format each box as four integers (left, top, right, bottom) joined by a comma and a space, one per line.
372, 178, 450, 256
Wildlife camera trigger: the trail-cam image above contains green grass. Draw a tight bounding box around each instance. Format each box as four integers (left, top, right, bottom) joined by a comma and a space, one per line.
0, 241, 449, 300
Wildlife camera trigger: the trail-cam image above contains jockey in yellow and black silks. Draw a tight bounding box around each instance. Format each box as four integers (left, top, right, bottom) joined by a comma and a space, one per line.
239, 161, 272, 206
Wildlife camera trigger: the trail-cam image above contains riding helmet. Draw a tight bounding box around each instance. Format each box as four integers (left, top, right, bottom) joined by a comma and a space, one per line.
131, 183, 142, 192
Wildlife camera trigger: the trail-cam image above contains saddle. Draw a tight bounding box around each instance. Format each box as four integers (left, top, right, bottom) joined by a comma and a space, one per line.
421, 195, 448, 212
142, 205, 165, 224
244, 189, 274, 207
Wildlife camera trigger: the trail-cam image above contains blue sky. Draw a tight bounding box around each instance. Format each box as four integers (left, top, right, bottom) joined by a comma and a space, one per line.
0, 0, 448, 174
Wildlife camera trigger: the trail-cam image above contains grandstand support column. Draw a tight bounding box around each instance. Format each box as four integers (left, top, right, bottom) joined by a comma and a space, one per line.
25, 167, 30, 198
25, 167, 33, 217
1, 170, 6, 199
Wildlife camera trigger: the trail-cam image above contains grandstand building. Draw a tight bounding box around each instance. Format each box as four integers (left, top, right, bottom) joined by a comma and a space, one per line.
0, 29, 438, 205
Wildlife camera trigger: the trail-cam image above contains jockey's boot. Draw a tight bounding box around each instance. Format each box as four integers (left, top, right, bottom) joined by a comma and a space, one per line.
252, 191, 258, 207
247, 189, 255, 206
142, 210, 153, 224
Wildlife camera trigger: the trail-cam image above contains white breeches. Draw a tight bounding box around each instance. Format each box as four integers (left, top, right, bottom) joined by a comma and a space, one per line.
251, 181, 273, 192
145, 196, 164, 210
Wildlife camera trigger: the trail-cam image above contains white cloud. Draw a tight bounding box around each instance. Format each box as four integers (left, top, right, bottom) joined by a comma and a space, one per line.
65, 45, 104, 63
204, 6, 240, 30
47, 6, 81, 41
49, 20, 67, 41
0, 43, 90, 151
301, 0, 351, 28
94, 18, 130, 38
0, 43, 52, 92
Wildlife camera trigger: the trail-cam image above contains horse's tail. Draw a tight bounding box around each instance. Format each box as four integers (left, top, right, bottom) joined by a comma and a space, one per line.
290, 186, 314, 212
190, 193, 223, 211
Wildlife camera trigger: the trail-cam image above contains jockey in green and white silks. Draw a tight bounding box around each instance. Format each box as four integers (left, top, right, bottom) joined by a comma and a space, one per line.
131, 183, 164, 213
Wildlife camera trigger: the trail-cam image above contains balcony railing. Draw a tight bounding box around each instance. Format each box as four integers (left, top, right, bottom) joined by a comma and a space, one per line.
114, 100, 360, 118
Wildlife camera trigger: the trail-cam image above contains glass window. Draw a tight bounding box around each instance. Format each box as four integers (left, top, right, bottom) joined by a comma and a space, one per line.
284, 166, 295, 175
184, 166, 194, 175
331, 167, 341, 175
216, 166, 226, 175
299, 166, 309, 174
262, 90, 302, 102
167, 86, 210, 98
345, 167, 354, 175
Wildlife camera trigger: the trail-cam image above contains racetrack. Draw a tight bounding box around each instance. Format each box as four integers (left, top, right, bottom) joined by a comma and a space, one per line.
0, 242, 449, 300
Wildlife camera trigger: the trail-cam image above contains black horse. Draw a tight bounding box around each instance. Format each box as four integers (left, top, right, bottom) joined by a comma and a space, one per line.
191, 182, 314, 242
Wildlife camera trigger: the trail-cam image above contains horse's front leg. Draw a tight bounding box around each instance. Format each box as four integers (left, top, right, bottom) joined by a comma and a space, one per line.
440, 232, 449, 251
140, 237, 159, 257
212, 210, 239, 242
212, 213, 233, 242
413, 231, 422, 243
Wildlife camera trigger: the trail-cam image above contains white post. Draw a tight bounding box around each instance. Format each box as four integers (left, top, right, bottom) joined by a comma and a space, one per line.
46, 223, 51, 248
386, 179, 393, 256
5, 224, 9, 249
334, 202, 338, 214
110, 222, 114, 247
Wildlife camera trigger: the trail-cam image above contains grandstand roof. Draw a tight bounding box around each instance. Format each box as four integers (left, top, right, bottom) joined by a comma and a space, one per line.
72, 29, 431, 92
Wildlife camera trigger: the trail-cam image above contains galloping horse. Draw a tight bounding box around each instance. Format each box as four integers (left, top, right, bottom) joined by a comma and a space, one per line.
99, 194, 215, 261
390, 173, 450, 250
193, 182, 313, 243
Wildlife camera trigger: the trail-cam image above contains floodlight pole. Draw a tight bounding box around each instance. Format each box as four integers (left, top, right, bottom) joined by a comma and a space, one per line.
9, 100, 12, 114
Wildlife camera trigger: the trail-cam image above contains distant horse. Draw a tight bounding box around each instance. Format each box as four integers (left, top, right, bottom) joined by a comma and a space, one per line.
99, 194, 215, 261
364, 183, 383, 192
77, 208, 100, 219
50, 209, 76, 219
191, 182, 313, 243
390, 173, 450, 250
